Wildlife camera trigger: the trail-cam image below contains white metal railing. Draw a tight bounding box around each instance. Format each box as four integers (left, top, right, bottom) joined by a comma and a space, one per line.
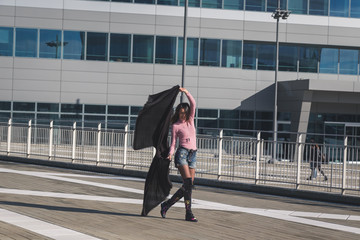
0, 119, 359, 196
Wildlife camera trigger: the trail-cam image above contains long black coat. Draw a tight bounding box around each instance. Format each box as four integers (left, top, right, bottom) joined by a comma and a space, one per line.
133, 85, 179, 216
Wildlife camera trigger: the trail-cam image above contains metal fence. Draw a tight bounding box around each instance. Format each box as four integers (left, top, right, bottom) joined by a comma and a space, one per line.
0, 119, 359, 197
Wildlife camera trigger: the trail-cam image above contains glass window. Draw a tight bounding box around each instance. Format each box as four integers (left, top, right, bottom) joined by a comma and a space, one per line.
135, 0, 155, 3
220, 109, 240, 119
309, 0, 329, 16
241, 110, 254, 119
222, 40, 242, 68
63, 31, 85, 60
339, 49, 358, 75
299, 46, 319, 73
85, 104, 106, 114
224, 0, 244, 10
84, 115, 105, 128
37, 114, 59, 123
258, 43, 276, 70
155, 36, 176, 64
112, 0, 132, 2
279, 45, 298, 72
107, 116, 129, 129
0, 112, 10, 122
267, 0, 287, 12
0, 27, 14, 56
13, 102, 35, 111
351, 0, 360, 18
13, 113, 35, 123
198, 119, 218, 128
330, 0, 349, 17
131, 106, 142, 115
157, 0, 178, 5
86, 32, 108, 61
319, 48, 338, 74
15, 28, 38, 57
202, 0, 222, 9
133, 35, 154, 63
240, 120, 254, 130
37, 103, 59, 112
178, 37, 199, 66
39, 29, 62, 59
242, 42, 257, 69
288, 0, 308, 14
246, 0, 266, 11
256, 111, 273, 120
0, 101, 11, 110
108, 105, 129, 115
110, 33, 130, 62
200, 39, 220, 67
61, 103, 82, 113
180, 0, 201, 7
198, 109, 218, 118
219, 120, 239, 129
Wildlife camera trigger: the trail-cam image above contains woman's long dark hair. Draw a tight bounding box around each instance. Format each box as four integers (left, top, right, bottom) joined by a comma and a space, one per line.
171, 103, 190, 124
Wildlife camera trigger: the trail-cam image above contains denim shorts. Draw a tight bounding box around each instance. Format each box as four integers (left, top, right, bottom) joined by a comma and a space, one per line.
174, 147, 197, 169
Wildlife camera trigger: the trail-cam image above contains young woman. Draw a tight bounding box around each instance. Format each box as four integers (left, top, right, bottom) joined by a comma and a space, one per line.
160, 87, 198, 222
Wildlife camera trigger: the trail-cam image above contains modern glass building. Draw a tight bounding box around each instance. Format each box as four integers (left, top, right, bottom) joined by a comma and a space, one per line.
1, 0, 360, 145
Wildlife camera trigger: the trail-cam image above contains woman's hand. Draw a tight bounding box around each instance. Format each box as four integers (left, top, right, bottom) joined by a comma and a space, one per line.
167, 154, 172, 161
179, 87, 188, 94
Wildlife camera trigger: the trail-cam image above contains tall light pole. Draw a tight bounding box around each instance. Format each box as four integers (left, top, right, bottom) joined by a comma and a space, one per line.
180, 0, 188, 103
271, 0, 290, 162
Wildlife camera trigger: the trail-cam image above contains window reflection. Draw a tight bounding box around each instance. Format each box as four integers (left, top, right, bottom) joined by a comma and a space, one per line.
258, 43, 276, 70
246, 0, 266, 11
86, 32, 108, 61
110, 33, 130, 62
279, 45, 298, 72
15, 28, 38, 57
339, 49, 358, 75
0, 27, 13, 56
319, 48, 338, 74
309, 0, 328, 16
299, 46, 319, 73
224, 0, 244, 10
40, 29, 62, 59
202, 0, 222, 9
155, 36, 176, 64
330, 0, 349, 17
178, 37, 199, 65
200, 39, 220, 67
267, 0, 286, 12
288, 0, 308, 14
351, 0, 360, 18
157, 0, 178, 5
180, 0, 200, 7
133, 35, 154, 63
63, 31, 85, 60
135, 0, 155, 3
222, 40, 242, 68
243, 43, 256, 69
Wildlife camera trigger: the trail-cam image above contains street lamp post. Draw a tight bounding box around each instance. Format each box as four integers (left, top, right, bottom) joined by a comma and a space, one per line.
180, 0, 188, 103
271, 0, 290, 162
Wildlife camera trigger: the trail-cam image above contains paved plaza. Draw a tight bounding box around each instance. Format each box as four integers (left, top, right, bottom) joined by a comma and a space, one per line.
0, 160, 360, 240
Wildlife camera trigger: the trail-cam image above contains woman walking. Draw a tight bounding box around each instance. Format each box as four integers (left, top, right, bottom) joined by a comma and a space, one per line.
160, 87, 198, 222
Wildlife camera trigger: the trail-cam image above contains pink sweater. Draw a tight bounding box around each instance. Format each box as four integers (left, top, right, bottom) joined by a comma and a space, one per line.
169, 91, 197, 156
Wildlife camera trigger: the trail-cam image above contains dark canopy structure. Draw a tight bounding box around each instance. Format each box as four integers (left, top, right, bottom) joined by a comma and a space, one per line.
133, 85, 179, 216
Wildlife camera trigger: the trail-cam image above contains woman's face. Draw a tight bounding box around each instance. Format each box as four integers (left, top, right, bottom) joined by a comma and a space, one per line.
178, 108, 187, 121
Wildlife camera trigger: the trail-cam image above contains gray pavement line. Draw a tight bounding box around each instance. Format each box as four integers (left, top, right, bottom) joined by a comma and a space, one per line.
0, 208, 102, 240
1, 187, 360, 223
0, 167, 144, 194
2, 167, 360, 234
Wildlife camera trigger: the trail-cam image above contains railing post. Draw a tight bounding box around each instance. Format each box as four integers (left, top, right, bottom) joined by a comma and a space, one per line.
7, 118, 12, 156
217, 129, 223, 180
71, 122, 77, 163
296, 133, 303, 189
96, 123, 101, 165
255, 131, 261, 184
342, 136, 348, 195
123, 124, 128, 168
48, 121, 53, 160
27, 120, 32, 158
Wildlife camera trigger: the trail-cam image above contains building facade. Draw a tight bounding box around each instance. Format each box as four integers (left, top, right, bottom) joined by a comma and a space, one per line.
1, 0, 360, 145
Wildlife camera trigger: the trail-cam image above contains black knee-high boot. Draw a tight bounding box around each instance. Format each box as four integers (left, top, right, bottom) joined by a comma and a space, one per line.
184, 178, 197, 222
160, 186, 185, 218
